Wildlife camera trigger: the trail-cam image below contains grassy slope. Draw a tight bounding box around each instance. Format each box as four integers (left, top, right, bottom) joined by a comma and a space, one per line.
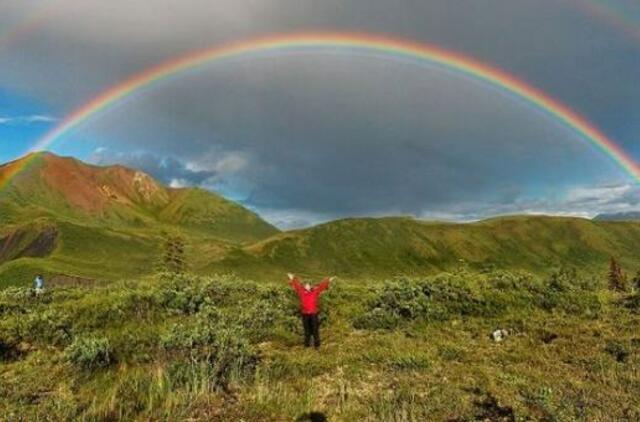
2, 153, 639, 284
0, 153, 278, 241
0, 153, 279, 285
160, 188, 278, 242
0, 222, 159, 287
216, 216, 640, 278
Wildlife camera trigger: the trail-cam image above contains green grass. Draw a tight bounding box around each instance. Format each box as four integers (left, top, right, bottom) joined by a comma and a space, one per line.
0, 221, 161, 287
2, 270, 640, 420
219, 216, 640, 279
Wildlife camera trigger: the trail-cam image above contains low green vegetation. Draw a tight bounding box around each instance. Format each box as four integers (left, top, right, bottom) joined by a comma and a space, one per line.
2, 153, 640, 419
2, 269, 639, 420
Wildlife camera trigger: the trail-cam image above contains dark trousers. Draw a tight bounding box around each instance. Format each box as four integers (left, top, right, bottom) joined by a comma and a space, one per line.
301, 313, 320, 348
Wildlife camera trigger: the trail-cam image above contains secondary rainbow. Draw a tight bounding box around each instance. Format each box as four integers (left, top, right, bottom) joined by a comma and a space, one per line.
22, 32, 640, 184
572, 0, 640, 41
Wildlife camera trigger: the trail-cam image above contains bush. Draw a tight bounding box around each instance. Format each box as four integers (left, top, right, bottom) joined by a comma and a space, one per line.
0, 308, 73, 349
208, 327, 258, 389
354, 276, 493, 329
162, 319, 258, 390
353, 282, 429, 329
604, 341, 629, 363
161, 318, 218, 351
153, 283, 207, 314
354, 271, 602, 330
624, 293, 640, 314
65, 336, 113, 370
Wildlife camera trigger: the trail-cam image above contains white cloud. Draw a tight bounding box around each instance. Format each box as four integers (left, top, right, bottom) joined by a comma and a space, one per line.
23, 114, 57, 123
417, 183, 640, 222
185, 151, 248, 174
257, 208, 335, 230
564, 184, 637, 206
0, 114, 57, 125
169, 178, 191, 188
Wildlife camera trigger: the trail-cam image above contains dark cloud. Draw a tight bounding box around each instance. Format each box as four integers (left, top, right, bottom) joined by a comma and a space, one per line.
1, 0, 638, 226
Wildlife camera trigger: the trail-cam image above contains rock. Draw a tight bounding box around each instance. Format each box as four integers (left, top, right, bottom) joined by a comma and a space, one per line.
491, 329, 509, 342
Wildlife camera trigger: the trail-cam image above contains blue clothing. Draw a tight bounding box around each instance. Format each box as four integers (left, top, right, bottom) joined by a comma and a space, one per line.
34, 276, 44, 289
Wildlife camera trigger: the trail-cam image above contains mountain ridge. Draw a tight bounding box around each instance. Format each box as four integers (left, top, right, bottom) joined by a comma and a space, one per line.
215, 213, 640, 277
594, 211, 640, 221
0, 152, 278, 240
1, 152, 639, 284
0, 152, 278, 284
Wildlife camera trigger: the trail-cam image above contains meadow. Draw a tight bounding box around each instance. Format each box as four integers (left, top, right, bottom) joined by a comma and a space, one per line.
2, 268, 639, 421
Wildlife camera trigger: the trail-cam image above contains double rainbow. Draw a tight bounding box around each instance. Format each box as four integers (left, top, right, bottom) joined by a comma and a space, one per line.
575, 0, 640, 41
5, 32, 640, 189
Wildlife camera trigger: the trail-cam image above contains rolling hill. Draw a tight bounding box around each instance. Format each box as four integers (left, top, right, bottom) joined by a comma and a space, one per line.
217, 215, 640, 277
0, 152, 278, 239
594, 211, 640, 221
0, 152, 279, 285
1, 152, 638, 284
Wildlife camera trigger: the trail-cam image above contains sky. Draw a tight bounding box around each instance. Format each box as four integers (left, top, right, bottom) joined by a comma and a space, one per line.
1, 0, 639, 228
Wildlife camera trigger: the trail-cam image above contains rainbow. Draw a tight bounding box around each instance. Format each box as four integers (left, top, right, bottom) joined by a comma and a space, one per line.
12, 32, 640, 187
0, 6, 51, 51
572, 0, 640, 41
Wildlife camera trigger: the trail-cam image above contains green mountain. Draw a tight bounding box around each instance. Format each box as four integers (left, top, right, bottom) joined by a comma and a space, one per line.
0, 152, 279, 284
0, 152, 277, 238
218, 215, 640, 277
1, 153, 638, 285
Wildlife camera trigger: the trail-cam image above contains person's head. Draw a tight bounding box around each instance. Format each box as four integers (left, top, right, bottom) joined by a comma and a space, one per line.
304, 283, 312, 291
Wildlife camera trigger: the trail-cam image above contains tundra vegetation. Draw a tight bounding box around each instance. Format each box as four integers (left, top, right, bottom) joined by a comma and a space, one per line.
2, 267, 640, 421
2, 154, 640, 419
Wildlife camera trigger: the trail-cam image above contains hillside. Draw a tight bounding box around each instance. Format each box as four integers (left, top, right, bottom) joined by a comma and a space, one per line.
217, 215, 640, 277
594, 211, 640, 221
1, 153, 639, 283
0, 152, 278, 239
0, 152, 279, 284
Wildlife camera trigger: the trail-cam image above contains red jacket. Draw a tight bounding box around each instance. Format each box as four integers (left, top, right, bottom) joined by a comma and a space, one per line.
290, 277, 330, 315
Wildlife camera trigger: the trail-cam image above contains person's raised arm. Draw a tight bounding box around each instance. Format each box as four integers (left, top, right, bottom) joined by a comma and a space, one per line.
315, 276, 336, 294
287, 273, 303, 292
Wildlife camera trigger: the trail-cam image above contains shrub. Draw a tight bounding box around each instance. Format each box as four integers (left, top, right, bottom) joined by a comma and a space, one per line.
2, 309, 75, 347
354, 271, 602, 330
162, 320, 258, 391
208, 327, 258, 389
624, 293, 640, 314
65, 336, 113, 370
153, 283, 207, 314
354, 276, 493, 329
161, 318, 217, 351
604, 341, 629, 363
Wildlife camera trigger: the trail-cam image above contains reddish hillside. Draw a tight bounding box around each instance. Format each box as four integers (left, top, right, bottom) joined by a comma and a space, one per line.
0, 152, 278, 242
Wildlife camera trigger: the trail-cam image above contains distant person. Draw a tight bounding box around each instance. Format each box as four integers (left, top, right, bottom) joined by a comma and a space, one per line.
33, 274, 45, 294
287, 273, 335, 348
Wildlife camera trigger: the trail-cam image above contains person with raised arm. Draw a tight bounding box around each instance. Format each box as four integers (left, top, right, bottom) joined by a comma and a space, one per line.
287, 273, 336, 349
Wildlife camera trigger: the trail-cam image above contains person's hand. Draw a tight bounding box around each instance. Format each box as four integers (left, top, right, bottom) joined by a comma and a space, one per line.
287, 273, 295, 281
329, 276, 337, 282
